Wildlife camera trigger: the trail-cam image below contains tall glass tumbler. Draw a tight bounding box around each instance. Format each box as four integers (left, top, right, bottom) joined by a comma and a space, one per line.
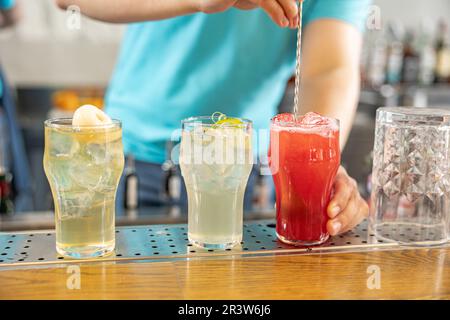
269, 113, 340, 246
180, 116, 253, 249
44, 119, 124, 258
370, 107, 450, 245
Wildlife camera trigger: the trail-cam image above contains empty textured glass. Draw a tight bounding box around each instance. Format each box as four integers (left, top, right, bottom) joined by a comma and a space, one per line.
370, 107, 450, 246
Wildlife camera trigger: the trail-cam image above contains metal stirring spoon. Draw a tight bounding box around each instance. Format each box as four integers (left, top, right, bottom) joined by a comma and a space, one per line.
293, 0, 303, 119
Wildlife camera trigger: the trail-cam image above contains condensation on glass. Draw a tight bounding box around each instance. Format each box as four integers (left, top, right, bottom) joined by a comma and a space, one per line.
370, 107, 450, 246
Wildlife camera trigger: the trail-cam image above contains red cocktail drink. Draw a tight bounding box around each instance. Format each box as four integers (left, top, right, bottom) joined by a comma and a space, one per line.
269, 112, 340, 245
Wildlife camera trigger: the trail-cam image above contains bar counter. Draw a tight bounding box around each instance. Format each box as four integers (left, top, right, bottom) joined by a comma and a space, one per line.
1, 248, 449, 299
1, 215, 449, 300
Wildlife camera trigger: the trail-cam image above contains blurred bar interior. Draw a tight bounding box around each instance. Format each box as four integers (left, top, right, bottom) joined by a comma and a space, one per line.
0, 0, 449, 230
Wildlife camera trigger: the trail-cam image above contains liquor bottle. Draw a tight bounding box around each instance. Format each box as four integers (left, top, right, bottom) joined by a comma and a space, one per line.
434, 20, 450, 83
124, 155, 138, 210
0, 110, 13, 215
360, 31, 373, 87
401, 30, 420, 84
0, 171, 14, 215
385, 22, 404, 85
417, 20, 436, 86
0, 108, 9, 172
162, 141, 181, 217
367, 32, 388, 87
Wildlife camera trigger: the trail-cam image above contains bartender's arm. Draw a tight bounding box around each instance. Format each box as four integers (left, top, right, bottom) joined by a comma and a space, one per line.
0, 0, 20, 28
301, 19, 368, 235
55, 0, 299, 28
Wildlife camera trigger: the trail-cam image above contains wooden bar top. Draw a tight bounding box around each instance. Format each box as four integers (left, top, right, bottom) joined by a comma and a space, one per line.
1, 247, 449, 299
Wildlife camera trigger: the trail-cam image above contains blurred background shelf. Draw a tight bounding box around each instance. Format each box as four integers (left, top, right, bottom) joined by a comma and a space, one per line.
0, 0, 449, 227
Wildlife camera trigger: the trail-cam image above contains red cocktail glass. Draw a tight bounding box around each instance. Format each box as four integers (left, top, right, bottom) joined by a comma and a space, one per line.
269, 112, 340, 246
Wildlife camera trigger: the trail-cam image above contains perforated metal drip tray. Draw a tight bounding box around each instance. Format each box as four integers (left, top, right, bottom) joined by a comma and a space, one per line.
0, 219, 448, 268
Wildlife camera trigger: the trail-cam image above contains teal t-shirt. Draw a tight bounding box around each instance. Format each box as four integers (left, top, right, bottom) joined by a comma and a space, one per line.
105, 0, 371, 164
0, 0, 14, 9
0, 0, 15, 98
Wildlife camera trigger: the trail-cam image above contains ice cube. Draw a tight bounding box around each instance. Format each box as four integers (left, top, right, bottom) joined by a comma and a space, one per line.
57, 190, 95, 219
272, 112, 339, 134
67, 144, 115, 193
85, 142, 107, 165
272, 113, 295, 124
297, 112, 329, 125
49, 131, 79, 158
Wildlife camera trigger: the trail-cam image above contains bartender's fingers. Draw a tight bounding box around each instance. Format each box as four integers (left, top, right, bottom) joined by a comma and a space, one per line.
234, 0, 258, 10
258, 0, 289, 27
327, 167, 354, 219
292, 13, 299, 28
277, 0, 298, 28
341, 199, 369, 234
327, 193, 368, 236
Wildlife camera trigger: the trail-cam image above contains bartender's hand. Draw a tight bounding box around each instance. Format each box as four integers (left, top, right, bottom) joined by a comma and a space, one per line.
56, 0, 300, 27
197, 0, 300, 28
327, 166, 368, 236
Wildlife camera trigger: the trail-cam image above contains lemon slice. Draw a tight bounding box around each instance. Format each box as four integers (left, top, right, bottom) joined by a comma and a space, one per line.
211, 112, 244, 128
211, 111, 227, 123
71, 105, 120, 143
72, 104, 112, 126
215, 117, 243, 126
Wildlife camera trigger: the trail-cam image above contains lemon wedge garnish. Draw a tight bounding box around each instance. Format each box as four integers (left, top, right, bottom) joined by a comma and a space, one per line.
211, 112, 244, 128
72, 104, 112, 126
71, 105, 120, 143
